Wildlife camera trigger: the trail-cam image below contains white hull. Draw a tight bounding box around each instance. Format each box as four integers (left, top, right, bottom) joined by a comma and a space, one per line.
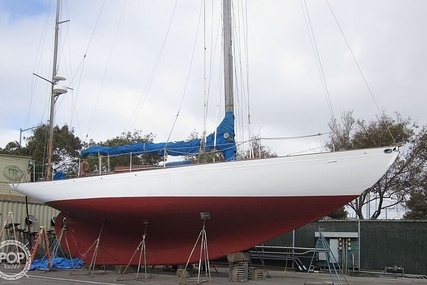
13, 147, 398, 203
10, 147, 398, 265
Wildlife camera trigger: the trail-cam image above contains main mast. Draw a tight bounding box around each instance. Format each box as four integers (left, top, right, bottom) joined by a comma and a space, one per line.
47, 0, 68, 180
223, 0, 234, 114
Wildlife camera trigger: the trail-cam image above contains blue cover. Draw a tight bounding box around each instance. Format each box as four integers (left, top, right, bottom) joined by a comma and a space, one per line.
81, 112, 236, 160
53, 171, 67, 180
30, 257, 84, 270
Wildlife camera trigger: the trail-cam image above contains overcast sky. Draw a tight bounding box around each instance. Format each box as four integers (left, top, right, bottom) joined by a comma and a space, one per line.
1, 0, 426, 156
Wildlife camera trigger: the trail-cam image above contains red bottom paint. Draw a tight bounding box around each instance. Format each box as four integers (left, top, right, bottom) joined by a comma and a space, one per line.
50, 196, 355, 265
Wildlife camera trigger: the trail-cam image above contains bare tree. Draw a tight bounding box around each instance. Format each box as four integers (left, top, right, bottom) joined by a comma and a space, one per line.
328, 111, 416, 219
238, 135, 277, 159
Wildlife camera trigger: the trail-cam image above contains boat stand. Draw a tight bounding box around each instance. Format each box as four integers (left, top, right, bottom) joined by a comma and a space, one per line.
116, 221, 150, 282
49, 217, 75, 271
179, 212, 212, 284
29, 226, 52, 270
304, 227, 349, 285
0, 212, 19, 241
71, 219, 106, 277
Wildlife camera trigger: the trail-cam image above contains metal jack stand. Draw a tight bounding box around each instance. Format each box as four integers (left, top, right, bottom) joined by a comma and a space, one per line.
304, 227, 349, 285
179, 212, 212, 284
117, 221, 150, 282
71, 219, 106, 277
0, 212, 19, 241
0, 212, 25, 270
49, 218, 75, 271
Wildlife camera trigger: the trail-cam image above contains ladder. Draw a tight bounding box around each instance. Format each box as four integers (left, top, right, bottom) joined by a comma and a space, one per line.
304, 227, 349, 285
30, 226, 52, 269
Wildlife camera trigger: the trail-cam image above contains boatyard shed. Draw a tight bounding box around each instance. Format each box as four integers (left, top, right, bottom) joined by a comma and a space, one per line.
1, 154, 59, 235
262, 220, 427, 276
0, 154, 31, 199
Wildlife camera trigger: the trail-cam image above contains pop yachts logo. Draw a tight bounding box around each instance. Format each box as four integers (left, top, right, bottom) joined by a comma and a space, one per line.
0, 240, 31, 280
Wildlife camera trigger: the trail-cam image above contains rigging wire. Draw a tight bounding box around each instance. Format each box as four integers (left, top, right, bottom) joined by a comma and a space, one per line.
260, 132, 326, 141
300, 0, 336, 128
125, 0, 179, 134
84, 1, 127, 141
207, 1, 222, 128
210, 1, 224, 150
203, 0, 207, 147
233, 0, 251, 158
232, 1, 245, 156
242, 1, 253, 159
325, 0, 396, 143
26, 1, 54, 130
61, 2, 75, 125
23, 1, 53, 163
68, 0, 106, 142
261, 133, 327, 155
202, 0, 221, 147
53, 2, 72, 123
166, 1, 205, 144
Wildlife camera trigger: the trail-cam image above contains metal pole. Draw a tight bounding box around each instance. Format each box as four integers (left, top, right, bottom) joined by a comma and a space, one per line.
358, 219, 361, 271
292, 229, 296, 269
46, 0, 61, 181
19, 126, 40, 147
223, 0, 234, 113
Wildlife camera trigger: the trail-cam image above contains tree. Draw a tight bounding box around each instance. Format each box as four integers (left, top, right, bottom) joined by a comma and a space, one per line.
0, 141, 25, 156
328, 111, 415, 219
327, 111, 413, 150
25, 124, 82, 179
1, 124, 82, 180
238, 135, 278, 159
403, 127, 427, 219
85, 130, 163, 172
185, 131, 226, 163
404, 188, 427, 219
326, 206, 348, 220
185, 132, 277, 163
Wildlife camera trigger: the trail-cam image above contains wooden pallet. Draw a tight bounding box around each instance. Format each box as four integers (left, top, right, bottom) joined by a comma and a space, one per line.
249, 268, 266, 280
229, 261, 248, 282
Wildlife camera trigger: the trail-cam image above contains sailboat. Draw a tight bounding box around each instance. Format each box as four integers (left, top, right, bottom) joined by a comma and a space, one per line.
11, 0, 398, 266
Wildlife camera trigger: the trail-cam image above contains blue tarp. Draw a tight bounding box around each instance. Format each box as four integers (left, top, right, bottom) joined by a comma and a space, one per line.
53, 172, 67, 180
30, 257, 84, 270
205, 111, 236, 160
81, 111, 236, 161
